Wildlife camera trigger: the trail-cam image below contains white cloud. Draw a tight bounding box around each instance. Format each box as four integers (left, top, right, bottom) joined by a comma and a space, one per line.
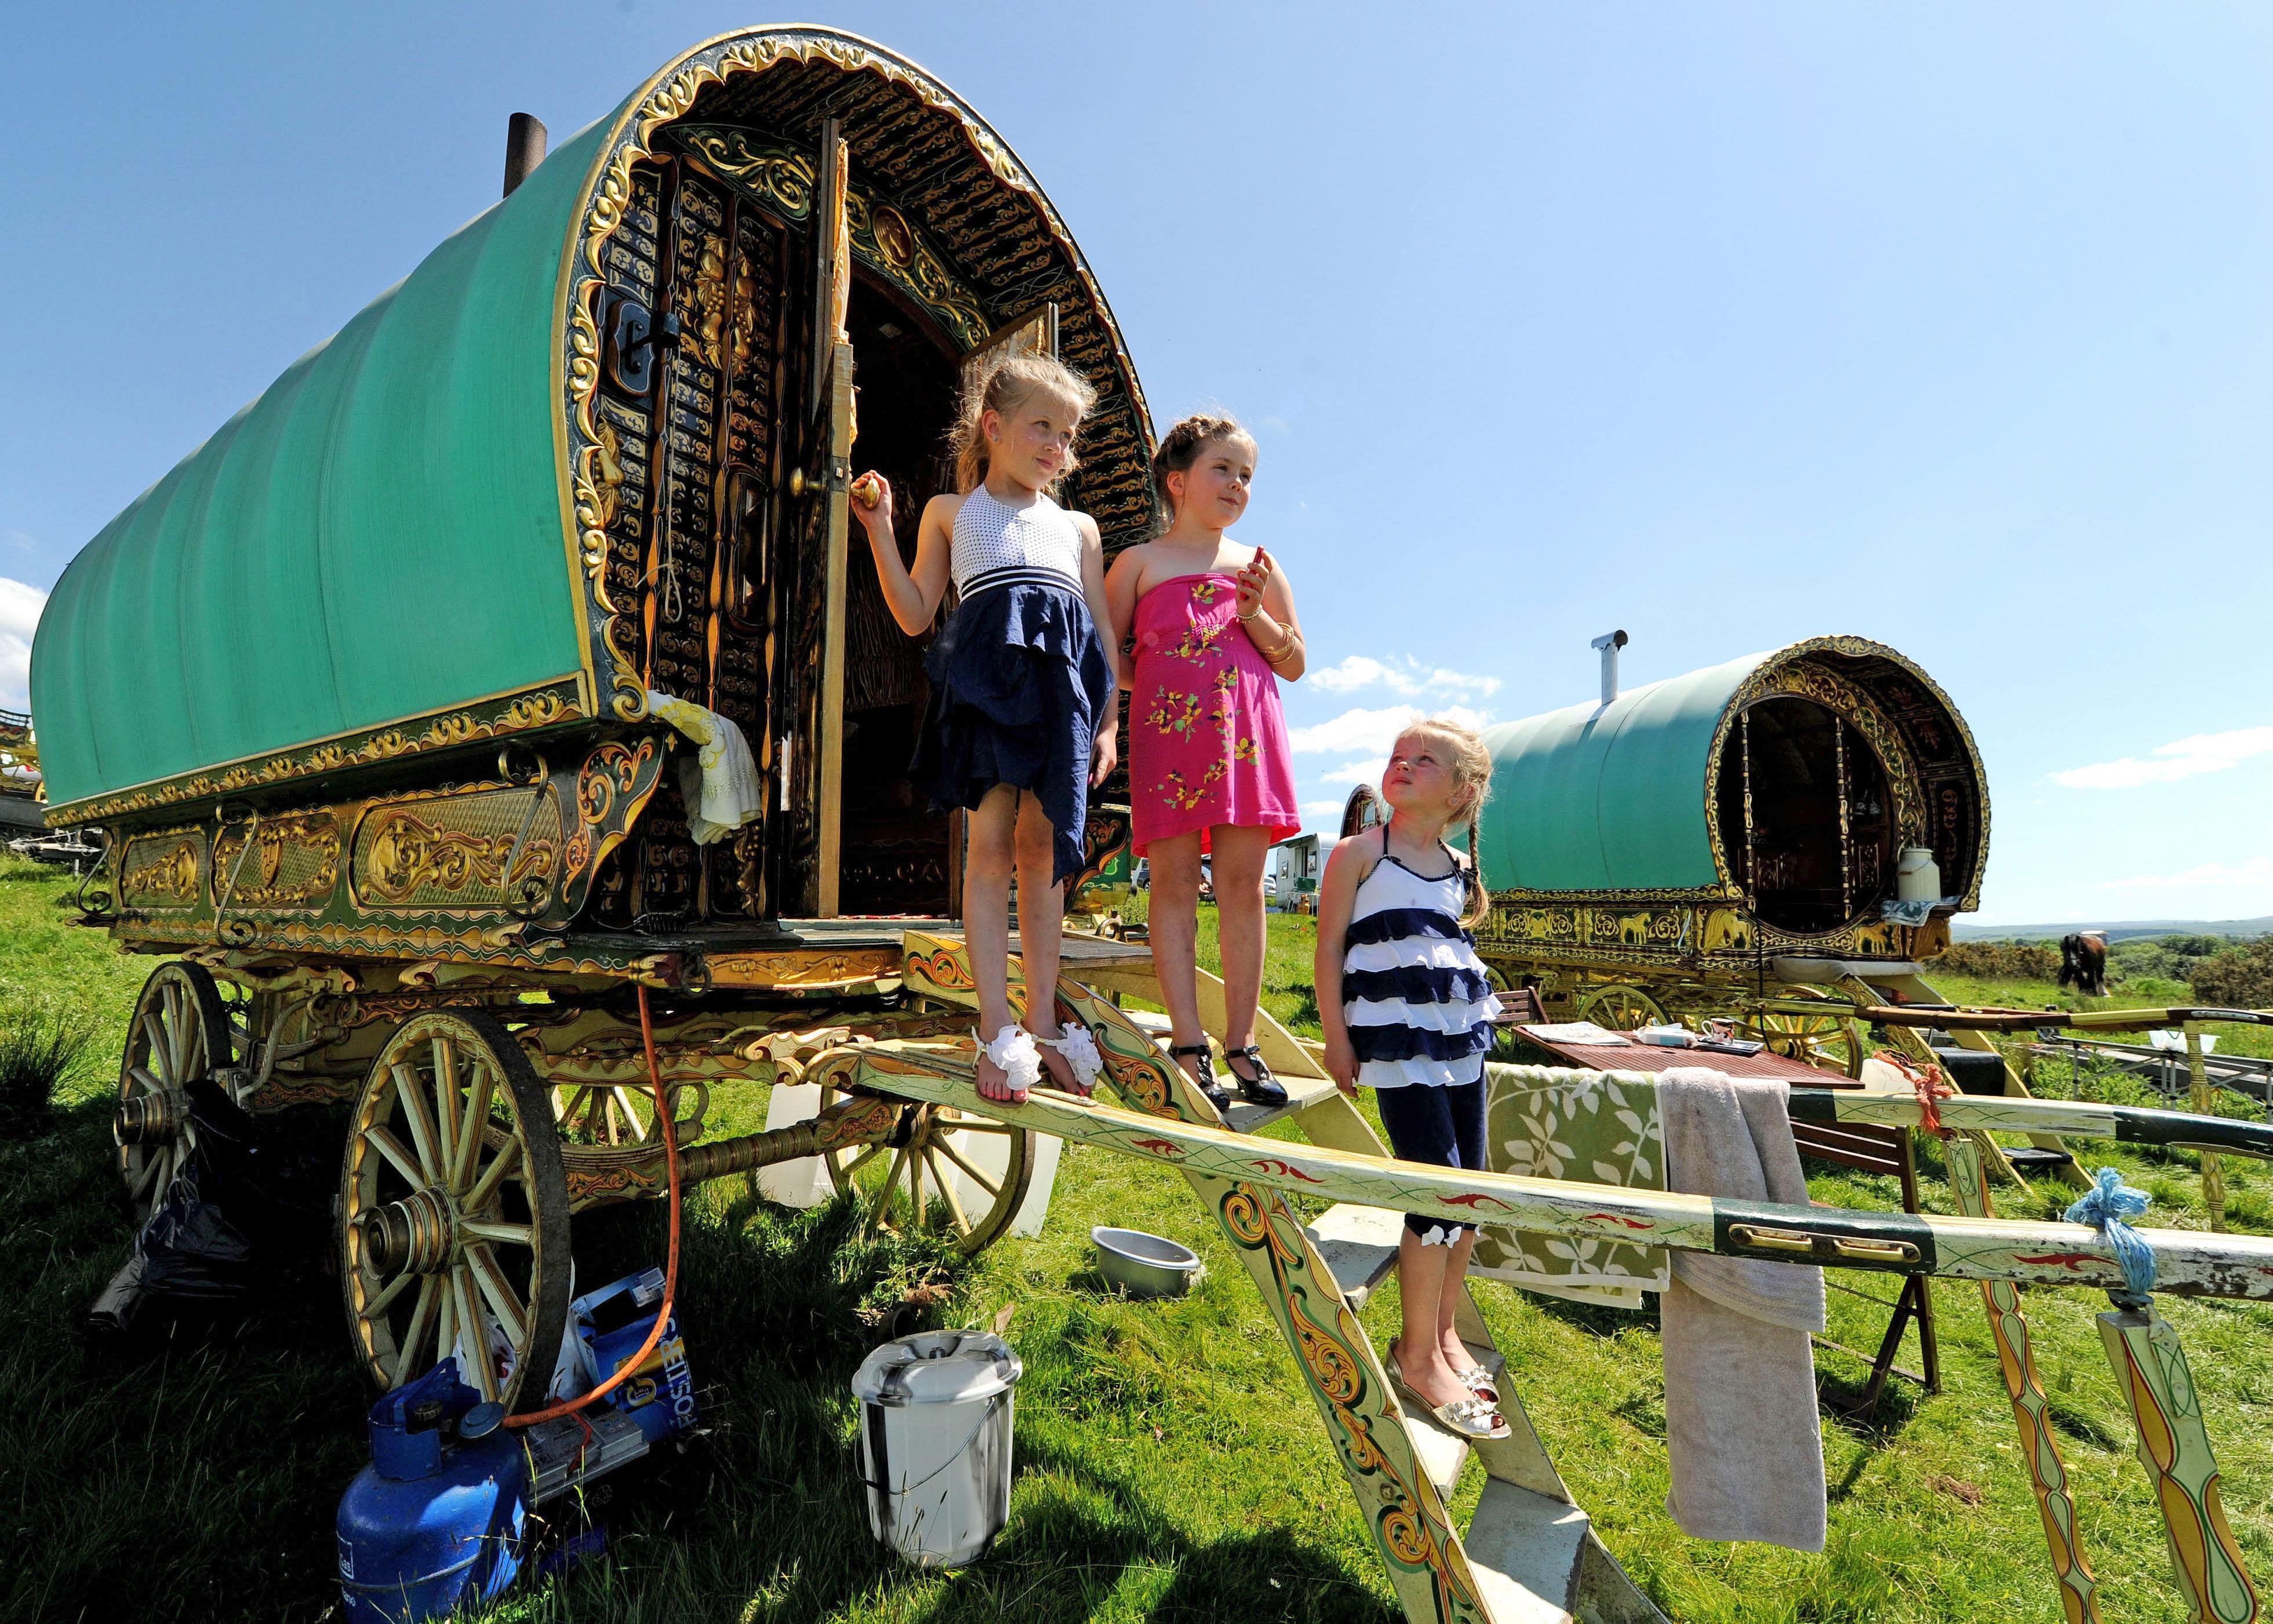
0, 578, 46, 710
1300, 799, 1347, 816
2054, 726, 2273, 789
1309, 654, 1502, 700
1318, 759, 1384, 784
2103, 856, 2273, 892
1286, 703, 1493, 758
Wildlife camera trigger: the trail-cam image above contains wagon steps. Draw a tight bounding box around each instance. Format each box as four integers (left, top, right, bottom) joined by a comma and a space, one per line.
848, 933, 2271, 1624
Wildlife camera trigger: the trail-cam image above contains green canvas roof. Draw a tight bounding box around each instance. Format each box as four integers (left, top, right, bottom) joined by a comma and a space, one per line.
1478, 651, 1768, 894
29, 111, 619, 816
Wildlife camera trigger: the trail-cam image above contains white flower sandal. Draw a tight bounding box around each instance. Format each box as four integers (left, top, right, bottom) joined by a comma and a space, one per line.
1385, 1349, 1511, 1441
974, 1025, 1042, 1105
1034, 1024, 1103, 1097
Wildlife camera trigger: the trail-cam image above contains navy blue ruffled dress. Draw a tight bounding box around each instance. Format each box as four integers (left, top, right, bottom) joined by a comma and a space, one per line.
912, 486, 1113, 884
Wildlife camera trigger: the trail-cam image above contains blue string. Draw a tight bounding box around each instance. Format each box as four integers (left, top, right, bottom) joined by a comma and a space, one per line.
2064, 1166, 2157, 1304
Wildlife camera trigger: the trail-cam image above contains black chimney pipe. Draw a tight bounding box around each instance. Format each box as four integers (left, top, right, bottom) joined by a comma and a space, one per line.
502, 112, 548, 198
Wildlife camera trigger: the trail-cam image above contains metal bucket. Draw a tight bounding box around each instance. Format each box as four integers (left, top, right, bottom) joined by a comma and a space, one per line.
851, 1330, 1022, 1568
1091, 1226, 1205, 1299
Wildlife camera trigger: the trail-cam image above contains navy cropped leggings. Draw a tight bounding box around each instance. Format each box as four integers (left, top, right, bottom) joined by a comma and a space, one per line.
1372, 1077, 1488, 1244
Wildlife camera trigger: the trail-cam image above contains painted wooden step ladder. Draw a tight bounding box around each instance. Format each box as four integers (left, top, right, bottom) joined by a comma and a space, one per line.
899, 930, 1667, 1624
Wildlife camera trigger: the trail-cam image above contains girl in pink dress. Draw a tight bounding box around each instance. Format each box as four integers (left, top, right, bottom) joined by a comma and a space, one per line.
1104, 415, 1303, 1115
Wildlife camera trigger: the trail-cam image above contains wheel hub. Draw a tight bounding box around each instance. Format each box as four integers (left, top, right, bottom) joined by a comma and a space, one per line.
354, 1186, 458, 1276
114, 1088, 188, 1147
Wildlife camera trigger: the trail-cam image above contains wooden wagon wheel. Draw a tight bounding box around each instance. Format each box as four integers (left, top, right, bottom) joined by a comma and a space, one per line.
340, 1010, 572, 1410
1577, 984, 1667, 1033
552, 1073, 706, 1148
817, 1076, 1034, 1256
114, 961, 235, 1222
1741, 988, 1863, 1078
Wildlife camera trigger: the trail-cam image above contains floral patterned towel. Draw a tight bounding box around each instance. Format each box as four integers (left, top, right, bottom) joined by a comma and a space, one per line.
1468, 1062, 1669, 1309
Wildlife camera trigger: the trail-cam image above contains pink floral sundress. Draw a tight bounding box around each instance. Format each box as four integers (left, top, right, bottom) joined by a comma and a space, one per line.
1128, 573, 1300, 855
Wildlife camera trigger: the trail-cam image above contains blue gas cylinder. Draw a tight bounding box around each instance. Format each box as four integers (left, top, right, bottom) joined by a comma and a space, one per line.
337, 1359, 528, 1624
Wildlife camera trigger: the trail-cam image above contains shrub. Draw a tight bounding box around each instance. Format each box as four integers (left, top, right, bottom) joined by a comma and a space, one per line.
0, 849, 52, 883
0, 1007, 96, 1138
2193, 936, 2273, 1010
1934, 941, 2059, 982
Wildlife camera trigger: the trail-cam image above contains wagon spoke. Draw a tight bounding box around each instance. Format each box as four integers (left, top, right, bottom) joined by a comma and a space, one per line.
128, 1065, 163, 1096
394, 1276, 441, 1386
610, 1087, 652, 1144
435, 1277, 457, 1381
431, 1038, 459, 1174
465, 1243, 529, 1345
453, 1060, 496, 1192
129, 1151, 163, 1201
925, 1148, 973, 1236
158, 984, 186, 1077
908, 1143, 926, 1223
933, 1134, 1003, 1200
865, 1147, 911, 1235
555, 1084, 594, 1128
363, 1266, 419, 1321
461, 1218, 532, 1247
943, 1119, 1019, 1137
391, 1062, 444, 1182
838, 1143, 885, 1182
463, 1137, 522, 1214
366, 1124, 423, 1188
452, 1268, 496, 1403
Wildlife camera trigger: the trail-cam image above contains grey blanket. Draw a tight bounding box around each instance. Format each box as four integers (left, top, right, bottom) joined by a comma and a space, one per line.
1656, 1067, 1827, 1552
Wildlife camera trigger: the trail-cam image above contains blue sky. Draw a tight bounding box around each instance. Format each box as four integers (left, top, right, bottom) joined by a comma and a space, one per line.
5, 3, 2270, 924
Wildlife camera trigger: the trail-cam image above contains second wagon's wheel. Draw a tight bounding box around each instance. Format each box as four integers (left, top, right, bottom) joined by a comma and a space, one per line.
114, 961, 234, 1222
817, 1077, 1035, 1256
1577, 983, 1667, 1033
1741, 989, 1863, 1078
340, 1010, 571, 1411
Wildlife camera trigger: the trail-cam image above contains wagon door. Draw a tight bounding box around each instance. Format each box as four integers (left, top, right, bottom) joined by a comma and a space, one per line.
583, 144, 794, 926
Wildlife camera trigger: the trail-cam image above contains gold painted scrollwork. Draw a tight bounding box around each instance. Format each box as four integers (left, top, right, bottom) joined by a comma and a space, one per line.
211, 811, 341, 911
361, 812, 557, 906
121, 832, 202, 908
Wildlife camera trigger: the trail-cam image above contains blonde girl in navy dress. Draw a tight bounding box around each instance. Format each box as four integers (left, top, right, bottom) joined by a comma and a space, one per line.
852, 356, 1117, 1104
1314, 718, 1508, 1440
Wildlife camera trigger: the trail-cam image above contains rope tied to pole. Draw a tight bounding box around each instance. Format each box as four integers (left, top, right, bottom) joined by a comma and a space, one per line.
2064, 1166, 2157, 1308
1884, 1051, 1955, 1138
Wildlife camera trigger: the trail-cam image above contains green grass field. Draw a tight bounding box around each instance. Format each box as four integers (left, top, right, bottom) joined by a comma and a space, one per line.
6, 873, 2273, 1623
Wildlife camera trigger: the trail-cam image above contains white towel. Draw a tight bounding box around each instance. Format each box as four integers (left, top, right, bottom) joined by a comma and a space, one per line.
1656, 1066, 1827, 1552
645, 690, 763, 846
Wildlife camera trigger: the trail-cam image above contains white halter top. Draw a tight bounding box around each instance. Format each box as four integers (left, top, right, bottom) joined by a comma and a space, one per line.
950, 485, 1085, 598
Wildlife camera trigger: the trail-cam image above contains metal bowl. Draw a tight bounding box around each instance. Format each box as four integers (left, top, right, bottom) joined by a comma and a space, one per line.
1091, 1226, 1204, 1299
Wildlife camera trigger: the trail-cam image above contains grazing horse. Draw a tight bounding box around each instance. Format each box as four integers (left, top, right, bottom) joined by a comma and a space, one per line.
2060, 931, 2109, 997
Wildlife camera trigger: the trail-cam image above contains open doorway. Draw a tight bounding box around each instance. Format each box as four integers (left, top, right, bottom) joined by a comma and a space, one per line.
835, 276, 962, 915
1714, 696, 1896, 935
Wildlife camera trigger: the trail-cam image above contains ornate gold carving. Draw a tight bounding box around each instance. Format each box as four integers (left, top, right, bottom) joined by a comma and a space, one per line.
576, 737, 661, 825
562, 29, 1157, 718
211, 811, 341, 911
704, 948, 901, 989
120, 829, 203, 909
674, 127, 991, 351
49, 680, 585, 826
353, 786, 563, 911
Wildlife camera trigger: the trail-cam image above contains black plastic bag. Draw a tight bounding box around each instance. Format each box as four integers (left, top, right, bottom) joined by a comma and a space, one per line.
85, 1080, 322, 1342
86, 1160, 257, 1338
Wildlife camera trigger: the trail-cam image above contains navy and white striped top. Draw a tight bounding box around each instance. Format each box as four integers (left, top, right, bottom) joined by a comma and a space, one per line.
950, 485, 1085, 599
1343, 843, 1503, 1088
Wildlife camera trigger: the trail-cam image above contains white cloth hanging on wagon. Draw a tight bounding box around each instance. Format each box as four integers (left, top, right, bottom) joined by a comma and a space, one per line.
646, 689, 762, 845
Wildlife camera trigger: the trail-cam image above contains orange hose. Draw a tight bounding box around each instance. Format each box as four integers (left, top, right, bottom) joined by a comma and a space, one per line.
505, 984, 682, 1428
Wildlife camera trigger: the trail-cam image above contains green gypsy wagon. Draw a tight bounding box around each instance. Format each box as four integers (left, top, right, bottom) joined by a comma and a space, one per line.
33, 24, 1166, 1409
1474, 635, 1991, 1070
32, 29, 2273, 1624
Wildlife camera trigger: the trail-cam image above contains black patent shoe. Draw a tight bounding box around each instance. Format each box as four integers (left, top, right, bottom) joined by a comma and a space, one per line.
1224, 1044, 1289, 1109
1172, 1043, 1232, 1115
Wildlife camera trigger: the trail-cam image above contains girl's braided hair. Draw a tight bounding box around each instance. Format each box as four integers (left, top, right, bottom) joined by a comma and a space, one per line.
951, 353, 1097, 494
1399, 716, 1496, 927
1151, 412, 1259, 523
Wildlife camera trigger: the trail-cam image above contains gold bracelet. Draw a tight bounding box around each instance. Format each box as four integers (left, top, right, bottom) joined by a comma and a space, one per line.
1260, 633, 1297, 665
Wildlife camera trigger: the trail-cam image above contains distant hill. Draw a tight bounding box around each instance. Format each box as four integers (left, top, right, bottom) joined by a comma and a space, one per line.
1954, 917, 2273, 944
